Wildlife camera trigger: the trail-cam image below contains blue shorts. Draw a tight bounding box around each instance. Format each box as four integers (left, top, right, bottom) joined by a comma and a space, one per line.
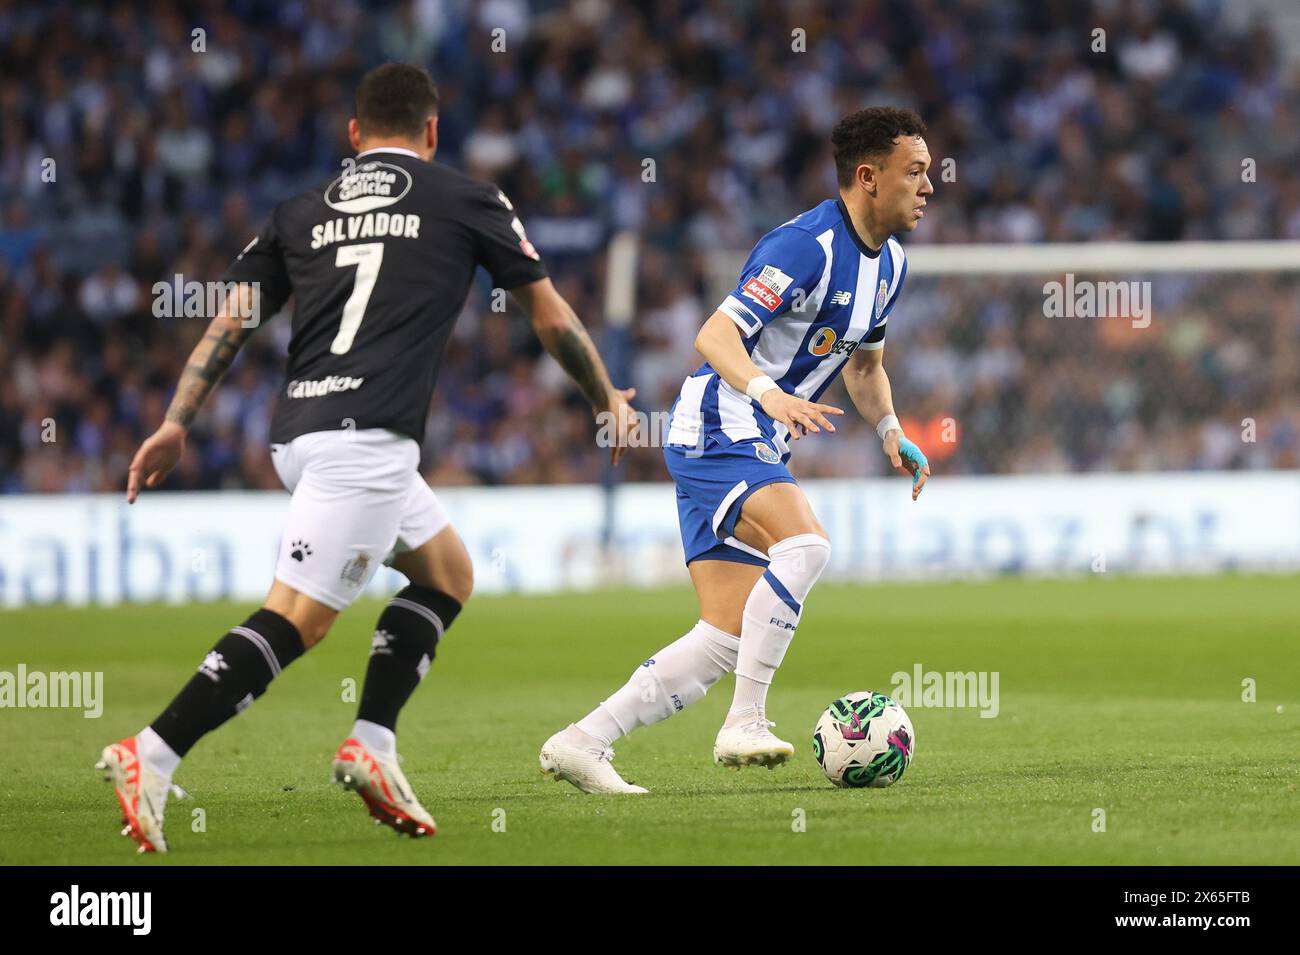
662, 437, 797, 567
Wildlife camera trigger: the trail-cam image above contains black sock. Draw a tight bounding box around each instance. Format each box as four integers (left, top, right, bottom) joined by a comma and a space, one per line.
357, 584, 461, 731
151, 608, 305, 757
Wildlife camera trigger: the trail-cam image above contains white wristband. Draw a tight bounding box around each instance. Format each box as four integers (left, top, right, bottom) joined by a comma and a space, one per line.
876, 414, 901, 439
746, 375, 779, 402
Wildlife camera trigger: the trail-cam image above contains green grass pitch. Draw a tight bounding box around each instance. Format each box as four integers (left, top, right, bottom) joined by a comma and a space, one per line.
1, 575, 1296, 865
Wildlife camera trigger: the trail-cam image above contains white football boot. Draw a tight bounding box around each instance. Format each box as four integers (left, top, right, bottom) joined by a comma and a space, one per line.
97, 736, 182, 853
713, 708, 795, 768
332, 737, 436, 838
539, 725, 648, 794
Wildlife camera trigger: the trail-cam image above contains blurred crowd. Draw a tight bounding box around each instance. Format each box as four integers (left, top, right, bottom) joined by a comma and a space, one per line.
2, 0, 1298, 493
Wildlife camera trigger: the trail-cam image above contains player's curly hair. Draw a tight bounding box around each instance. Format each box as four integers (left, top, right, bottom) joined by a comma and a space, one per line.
832, 107, 927, 187
356, 63, 440, 139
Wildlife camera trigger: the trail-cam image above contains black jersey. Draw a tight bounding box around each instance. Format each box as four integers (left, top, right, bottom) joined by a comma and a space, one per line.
222, 148, 548, 444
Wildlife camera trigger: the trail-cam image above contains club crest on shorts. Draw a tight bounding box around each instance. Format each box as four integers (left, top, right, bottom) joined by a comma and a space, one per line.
754, 442, 780, 464
339, 552, 370, 586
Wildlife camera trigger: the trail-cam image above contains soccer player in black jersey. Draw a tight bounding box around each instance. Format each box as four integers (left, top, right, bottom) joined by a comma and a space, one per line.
98, 64, 638, 851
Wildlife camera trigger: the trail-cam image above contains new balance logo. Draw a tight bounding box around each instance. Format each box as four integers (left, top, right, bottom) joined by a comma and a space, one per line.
199, 651, 229, 682
370, 629, 393, 656
829, 290, 852, 306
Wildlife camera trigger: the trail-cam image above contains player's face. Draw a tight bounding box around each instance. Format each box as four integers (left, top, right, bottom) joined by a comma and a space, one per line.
880, 136, 933, 232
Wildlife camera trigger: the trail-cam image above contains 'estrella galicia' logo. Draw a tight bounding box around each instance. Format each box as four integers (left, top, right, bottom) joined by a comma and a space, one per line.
754, 443, 780, 464
324, 161, 413, 214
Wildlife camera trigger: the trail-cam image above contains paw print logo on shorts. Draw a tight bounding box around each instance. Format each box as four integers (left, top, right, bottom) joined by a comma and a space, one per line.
290, 539, 313, 562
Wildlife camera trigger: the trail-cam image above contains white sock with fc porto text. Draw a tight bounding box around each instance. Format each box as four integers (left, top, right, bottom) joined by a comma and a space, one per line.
729, 534, 832, 721
574, 620, 740, 745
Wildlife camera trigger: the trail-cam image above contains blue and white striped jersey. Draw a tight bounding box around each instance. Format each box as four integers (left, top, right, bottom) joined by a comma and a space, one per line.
666, 198, 908, 460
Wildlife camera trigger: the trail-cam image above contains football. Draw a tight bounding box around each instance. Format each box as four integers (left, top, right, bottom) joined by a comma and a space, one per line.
813, 691, 915, 788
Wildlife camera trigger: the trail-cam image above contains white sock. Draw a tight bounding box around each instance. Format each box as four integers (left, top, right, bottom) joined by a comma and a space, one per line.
351, 718, 397, 758
137, 726, 181, 779
731, 534, 832, 716
575, 620, 740, 744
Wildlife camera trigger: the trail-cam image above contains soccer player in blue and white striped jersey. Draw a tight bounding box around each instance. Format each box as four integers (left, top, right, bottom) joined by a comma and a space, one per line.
542, 107, 934, 793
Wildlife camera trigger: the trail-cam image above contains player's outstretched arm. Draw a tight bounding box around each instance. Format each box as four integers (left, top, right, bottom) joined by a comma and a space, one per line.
510, 277, 639, 464
694, 309, 843, 440
126, 284, 258, 503
844, 347, 929, 499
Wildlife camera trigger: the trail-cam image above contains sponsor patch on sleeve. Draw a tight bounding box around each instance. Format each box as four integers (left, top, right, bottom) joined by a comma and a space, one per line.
741, 264, 793, 314
741, 277, 781, 312
758, 265, 793, 295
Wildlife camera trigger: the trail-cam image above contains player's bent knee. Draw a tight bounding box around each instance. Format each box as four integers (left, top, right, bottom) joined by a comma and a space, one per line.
703, 611, 745, 639
263, 581, 338, 649
418, 555, 471, 606
392, 528, 474, 604
782, 534, 832, 575
767, 534, 832, 602
260, 608, 331, 649
303, 624, 332, 648
289, 614, 334, 649
448, 558, 473, 605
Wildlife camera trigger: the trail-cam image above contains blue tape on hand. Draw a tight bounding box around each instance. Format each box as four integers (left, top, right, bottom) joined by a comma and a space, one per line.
898, 436, 929, 485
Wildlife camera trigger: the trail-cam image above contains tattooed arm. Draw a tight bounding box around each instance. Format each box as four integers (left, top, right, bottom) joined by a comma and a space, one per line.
127, 285, 258, 502
510, 277, 638, 464
166, 290, 258, 427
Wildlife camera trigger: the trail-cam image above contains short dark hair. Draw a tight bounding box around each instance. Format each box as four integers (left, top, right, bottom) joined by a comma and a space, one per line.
831, 107, 927, 187
356, 63, 439, 139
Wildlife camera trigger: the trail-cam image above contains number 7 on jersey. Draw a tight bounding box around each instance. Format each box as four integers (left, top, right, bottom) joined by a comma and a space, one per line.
330, 242, 385, 355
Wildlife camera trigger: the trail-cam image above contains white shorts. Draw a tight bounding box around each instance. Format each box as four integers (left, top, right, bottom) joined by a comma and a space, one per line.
270, 428, 450, 611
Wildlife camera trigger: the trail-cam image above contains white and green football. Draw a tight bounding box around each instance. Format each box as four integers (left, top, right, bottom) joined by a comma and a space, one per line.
812, 691, 915, 788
